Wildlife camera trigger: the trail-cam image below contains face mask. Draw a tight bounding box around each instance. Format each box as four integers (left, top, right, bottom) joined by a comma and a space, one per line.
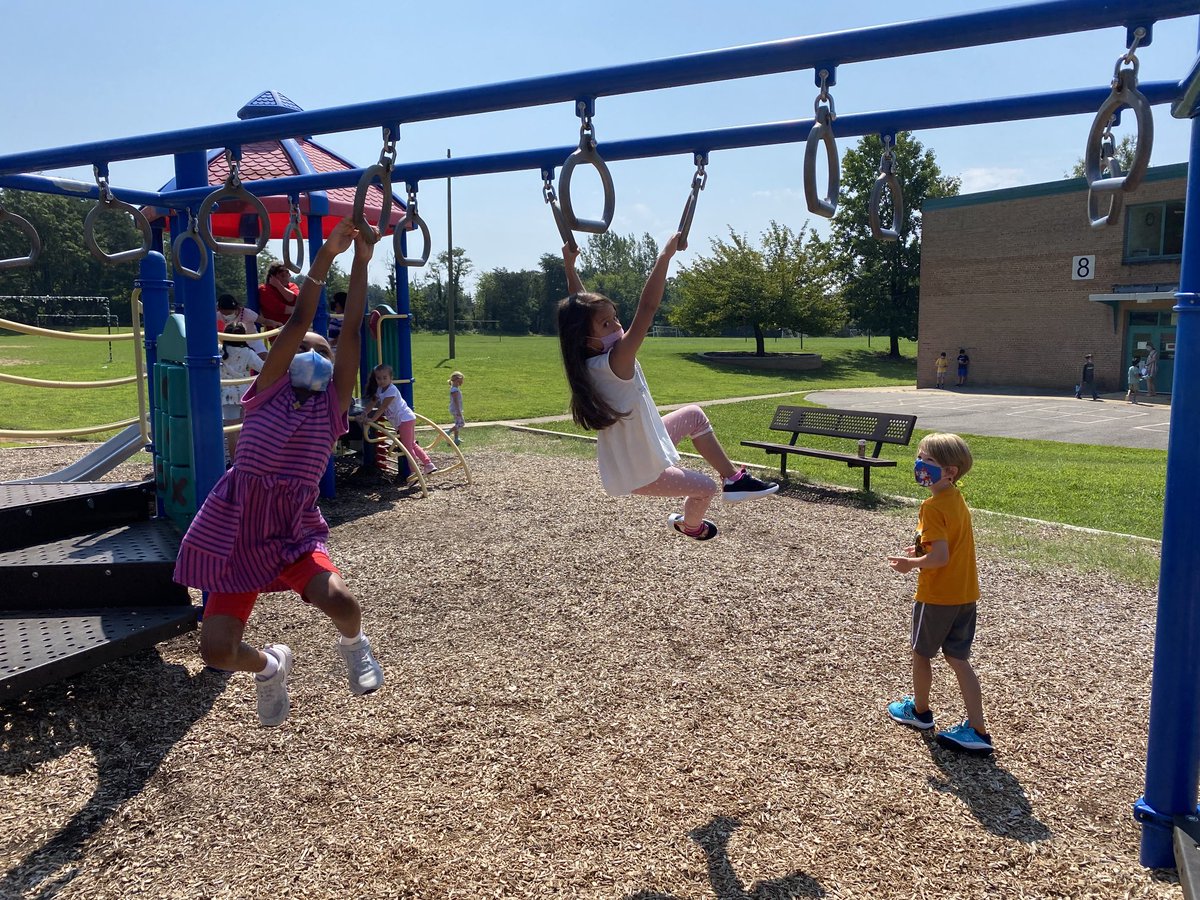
597, 327, 624, 352
220, 312, 237, 325
289, 349, 333, 392
914, 458, 943, 487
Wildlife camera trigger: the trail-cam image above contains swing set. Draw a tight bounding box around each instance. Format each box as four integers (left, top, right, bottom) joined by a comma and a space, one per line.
0, 0, 1198, 876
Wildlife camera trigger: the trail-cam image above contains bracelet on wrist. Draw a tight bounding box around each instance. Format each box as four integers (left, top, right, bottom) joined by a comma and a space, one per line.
306, 274, 326, 288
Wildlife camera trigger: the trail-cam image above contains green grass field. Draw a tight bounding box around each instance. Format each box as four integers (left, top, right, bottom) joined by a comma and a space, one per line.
0, 328, 1167, 544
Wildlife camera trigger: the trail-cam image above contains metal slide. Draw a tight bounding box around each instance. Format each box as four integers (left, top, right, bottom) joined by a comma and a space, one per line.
4, 423, 148, 484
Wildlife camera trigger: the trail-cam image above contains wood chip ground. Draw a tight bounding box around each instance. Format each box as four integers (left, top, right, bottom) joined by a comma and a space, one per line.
0, 439, 1177, 899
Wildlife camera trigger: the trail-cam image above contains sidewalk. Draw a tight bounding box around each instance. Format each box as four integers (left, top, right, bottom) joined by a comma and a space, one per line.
469, 385, 1170, 451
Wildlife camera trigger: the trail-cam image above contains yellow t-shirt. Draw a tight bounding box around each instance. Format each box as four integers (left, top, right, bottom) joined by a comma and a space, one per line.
914, 486, 979, 605
935, 357, 948, 374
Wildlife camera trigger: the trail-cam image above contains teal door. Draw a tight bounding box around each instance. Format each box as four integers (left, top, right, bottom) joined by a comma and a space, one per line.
1126, 312, 1175, 394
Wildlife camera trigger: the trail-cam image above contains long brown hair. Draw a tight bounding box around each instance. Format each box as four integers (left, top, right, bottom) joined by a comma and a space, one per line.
557, 292, 628, 431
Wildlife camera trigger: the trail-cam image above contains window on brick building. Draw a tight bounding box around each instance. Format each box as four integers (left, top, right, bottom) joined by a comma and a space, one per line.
1125, 200, 1184, 261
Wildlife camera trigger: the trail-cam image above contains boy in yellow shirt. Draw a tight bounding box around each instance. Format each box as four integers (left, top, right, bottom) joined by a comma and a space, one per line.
886, 433, 992, 754
934, 352, 948, 388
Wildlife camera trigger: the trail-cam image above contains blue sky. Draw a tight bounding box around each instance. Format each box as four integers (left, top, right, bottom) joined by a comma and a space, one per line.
1, 1, 1197, 289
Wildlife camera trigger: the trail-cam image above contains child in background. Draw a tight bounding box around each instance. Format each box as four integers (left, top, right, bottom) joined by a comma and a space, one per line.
218, 323, 262, 463
448, 371, 465, 446
934, 352, 948, 389
1126, 358, 1143, 404
886, 433, 992, 754
557, 235, 777, 542
217, 294, 267, 357
360, 363, 437, 476
174, 218, 383, 728
956, 348, 970, 387
328, 291, 347, 349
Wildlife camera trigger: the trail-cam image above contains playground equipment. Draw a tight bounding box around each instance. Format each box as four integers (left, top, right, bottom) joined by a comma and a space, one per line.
363, 416, 471, 498
0, 0, 1197, 873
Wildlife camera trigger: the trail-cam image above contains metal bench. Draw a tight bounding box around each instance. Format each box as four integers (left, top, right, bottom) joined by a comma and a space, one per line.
741, 405, 918, 491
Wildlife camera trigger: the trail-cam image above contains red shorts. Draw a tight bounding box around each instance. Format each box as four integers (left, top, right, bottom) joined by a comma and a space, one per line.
203, 550, 340, 624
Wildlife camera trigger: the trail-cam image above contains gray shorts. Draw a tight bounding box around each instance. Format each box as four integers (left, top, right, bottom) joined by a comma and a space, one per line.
911, 601, 977, 660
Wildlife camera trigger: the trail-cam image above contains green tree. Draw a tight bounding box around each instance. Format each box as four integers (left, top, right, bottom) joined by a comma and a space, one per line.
829, 133, 960, 357
539, 252, 568, 335
1066, 134, 1137, 178
670, 221, 841, 355
407, 248, 473, 331
578, 231, 659, 324
474, 268, 543, 333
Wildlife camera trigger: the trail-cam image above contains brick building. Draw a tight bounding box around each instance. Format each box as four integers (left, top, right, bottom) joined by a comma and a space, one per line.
919, 163, 1183, 395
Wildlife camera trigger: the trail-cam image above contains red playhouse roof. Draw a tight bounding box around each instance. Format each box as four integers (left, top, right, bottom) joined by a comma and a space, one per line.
149, 91, 406, 240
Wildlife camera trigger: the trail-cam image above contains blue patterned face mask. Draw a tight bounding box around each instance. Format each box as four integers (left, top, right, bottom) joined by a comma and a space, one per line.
914, 458, 943, 487
289, 349, 333, 392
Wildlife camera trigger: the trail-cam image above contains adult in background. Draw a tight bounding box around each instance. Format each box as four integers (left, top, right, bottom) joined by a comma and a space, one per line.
258, 260, 300, 329
1075, 353, 1098, 401
1144, 343, 1160, 397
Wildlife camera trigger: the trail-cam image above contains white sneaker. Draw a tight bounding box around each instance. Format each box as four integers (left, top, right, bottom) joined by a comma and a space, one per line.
422, 462, 438, 475
255, 644, 293, 727
337, 635, 384, 695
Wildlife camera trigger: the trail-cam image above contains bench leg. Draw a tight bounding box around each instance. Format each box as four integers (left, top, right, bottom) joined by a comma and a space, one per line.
864, 466, 871, 492
780, 457, 788, 479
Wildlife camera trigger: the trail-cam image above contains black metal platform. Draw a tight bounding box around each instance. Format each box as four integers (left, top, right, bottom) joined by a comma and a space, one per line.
0, 518, 188, 610
0, 607, 198, 700
0, 479, 197, 699
0, 480, 155, 552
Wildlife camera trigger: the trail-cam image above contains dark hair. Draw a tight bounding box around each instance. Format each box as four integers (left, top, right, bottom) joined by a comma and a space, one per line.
363, 363, 394, 401
221, 323, 247, 360
267, 260, 288, 278
217, 294, 240, 311
332, 291, 347, 312
557, 292, 628, 431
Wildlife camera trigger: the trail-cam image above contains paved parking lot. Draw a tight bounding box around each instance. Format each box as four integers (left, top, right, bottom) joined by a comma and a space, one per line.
806, 386, 1171, 450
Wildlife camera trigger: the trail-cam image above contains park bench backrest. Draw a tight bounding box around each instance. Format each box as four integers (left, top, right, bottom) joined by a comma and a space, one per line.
769, 406, 917, 446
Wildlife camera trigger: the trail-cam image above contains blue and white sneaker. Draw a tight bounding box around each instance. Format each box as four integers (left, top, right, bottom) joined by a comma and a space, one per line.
886, 696, 935, 731
936, 720, 994, 754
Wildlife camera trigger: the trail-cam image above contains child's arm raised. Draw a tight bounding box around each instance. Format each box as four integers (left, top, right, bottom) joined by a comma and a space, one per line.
563, 242, 585, 295
609, 233, 680, 377
332, 229, 375, 415
257, 218, 358, 391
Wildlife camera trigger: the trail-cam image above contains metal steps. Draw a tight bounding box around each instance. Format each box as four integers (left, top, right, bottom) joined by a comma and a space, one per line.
0, 481, 198, 699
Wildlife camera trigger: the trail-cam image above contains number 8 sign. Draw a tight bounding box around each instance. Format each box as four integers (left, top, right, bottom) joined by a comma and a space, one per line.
1072, 255, 1095, 280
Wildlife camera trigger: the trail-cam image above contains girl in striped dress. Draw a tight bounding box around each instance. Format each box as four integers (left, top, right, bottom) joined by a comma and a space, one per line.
174, 217, 382, 727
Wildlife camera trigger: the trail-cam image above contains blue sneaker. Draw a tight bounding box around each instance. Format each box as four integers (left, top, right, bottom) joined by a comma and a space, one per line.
936, 720, 994, 754
887, 696, 934, 730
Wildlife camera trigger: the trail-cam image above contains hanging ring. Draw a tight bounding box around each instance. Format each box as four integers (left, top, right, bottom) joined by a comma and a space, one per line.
558, 115, 616, 234
84, 170, 153, 264
1084, 67, 1154, 197
868, 140, 903, 241
393, 185, 431, 267
282, 197, 305, 273
172, 211, 208, 280
804, 105, 840, 218
0, 206, 42, 271
197, 150, 271, 257
676, 154, 708, 252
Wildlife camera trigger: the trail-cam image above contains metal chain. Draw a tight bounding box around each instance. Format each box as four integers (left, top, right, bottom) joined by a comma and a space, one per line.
223, 150, 241, 189
379, 128, 397, 170
814, 68, 836, 120
1113, 27, 1146, 86
93, 166, 114, 203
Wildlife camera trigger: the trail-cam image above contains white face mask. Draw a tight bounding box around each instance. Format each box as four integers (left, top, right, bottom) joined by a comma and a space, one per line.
288, 349, 333, 392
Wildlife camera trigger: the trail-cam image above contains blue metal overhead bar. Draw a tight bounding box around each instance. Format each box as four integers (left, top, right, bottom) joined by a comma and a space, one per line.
136, 80, 1181, 211
0, 0, 1190, 177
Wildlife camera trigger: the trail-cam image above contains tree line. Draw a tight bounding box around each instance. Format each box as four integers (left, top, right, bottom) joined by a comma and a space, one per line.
0, 133, 959, 356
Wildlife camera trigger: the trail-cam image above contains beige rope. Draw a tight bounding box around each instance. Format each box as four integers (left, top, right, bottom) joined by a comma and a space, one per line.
0, 316, 135, 341
218, 324, 284, 342
0, 416, 140, 439
0, 371, 142, 388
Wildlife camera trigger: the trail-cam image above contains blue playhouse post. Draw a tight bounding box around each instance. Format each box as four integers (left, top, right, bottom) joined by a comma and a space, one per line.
0, 0, 1196, 868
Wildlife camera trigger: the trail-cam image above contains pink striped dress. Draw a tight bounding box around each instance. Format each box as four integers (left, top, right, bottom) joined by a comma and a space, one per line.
173, 374, 348, 593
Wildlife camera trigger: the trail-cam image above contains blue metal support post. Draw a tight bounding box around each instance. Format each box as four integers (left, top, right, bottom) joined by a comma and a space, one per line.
1137, 42, 1200, 866
136, 251, 172, 516
174, 150, 225, 509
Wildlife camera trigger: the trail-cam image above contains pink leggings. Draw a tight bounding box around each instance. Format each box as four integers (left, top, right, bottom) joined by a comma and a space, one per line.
374, 420, 431, 468
631, 405, 718, 526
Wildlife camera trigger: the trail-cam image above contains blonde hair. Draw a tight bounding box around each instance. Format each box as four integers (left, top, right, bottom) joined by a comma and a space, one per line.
918, 433, 973, 481
449, 371, 464, 385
